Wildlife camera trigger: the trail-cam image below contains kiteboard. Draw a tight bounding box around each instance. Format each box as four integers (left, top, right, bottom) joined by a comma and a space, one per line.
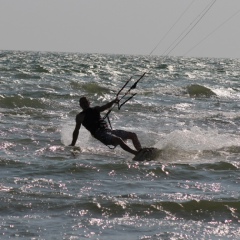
132, 147, 162, 161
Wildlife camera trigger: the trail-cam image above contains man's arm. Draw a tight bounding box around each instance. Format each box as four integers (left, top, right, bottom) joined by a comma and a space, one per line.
69, 114, 83, 146
98, 98, 119, 112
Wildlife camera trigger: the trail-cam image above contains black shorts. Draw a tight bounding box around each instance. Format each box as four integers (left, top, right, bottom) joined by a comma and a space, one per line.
93, 129, 129, 147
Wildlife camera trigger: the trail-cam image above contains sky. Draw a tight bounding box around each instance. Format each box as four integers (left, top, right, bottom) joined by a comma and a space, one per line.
0, 0, 240, 58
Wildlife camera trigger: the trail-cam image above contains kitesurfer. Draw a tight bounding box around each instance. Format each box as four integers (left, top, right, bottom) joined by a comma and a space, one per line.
69, 96, 142, 155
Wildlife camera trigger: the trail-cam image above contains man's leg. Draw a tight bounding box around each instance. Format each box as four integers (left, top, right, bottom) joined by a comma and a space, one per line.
112, 130, 142, 151
126, 132, 142, 151
111, 136, 138, 155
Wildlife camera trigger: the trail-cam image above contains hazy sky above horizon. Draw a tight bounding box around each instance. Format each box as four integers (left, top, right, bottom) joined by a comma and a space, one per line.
1, 0, 240, 58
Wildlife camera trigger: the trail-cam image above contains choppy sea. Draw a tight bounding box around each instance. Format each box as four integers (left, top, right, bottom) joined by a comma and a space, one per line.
0, 50, 239, 239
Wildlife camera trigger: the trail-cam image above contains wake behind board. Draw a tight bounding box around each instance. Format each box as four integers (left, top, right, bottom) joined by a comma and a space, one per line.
133, 147, 162, 161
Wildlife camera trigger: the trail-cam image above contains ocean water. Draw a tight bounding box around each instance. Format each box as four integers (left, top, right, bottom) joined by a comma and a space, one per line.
0, 50, 239, 239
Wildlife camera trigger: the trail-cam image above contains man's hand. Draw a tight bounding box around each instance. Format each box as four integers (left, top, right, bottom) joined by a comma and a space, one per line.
99, 98, 119, 112
113, 97, 119, 104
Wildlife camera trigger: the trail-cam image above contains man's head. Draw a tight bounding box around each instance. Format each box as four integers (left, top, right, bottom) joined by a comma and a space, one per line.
79, 96, 90, 110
